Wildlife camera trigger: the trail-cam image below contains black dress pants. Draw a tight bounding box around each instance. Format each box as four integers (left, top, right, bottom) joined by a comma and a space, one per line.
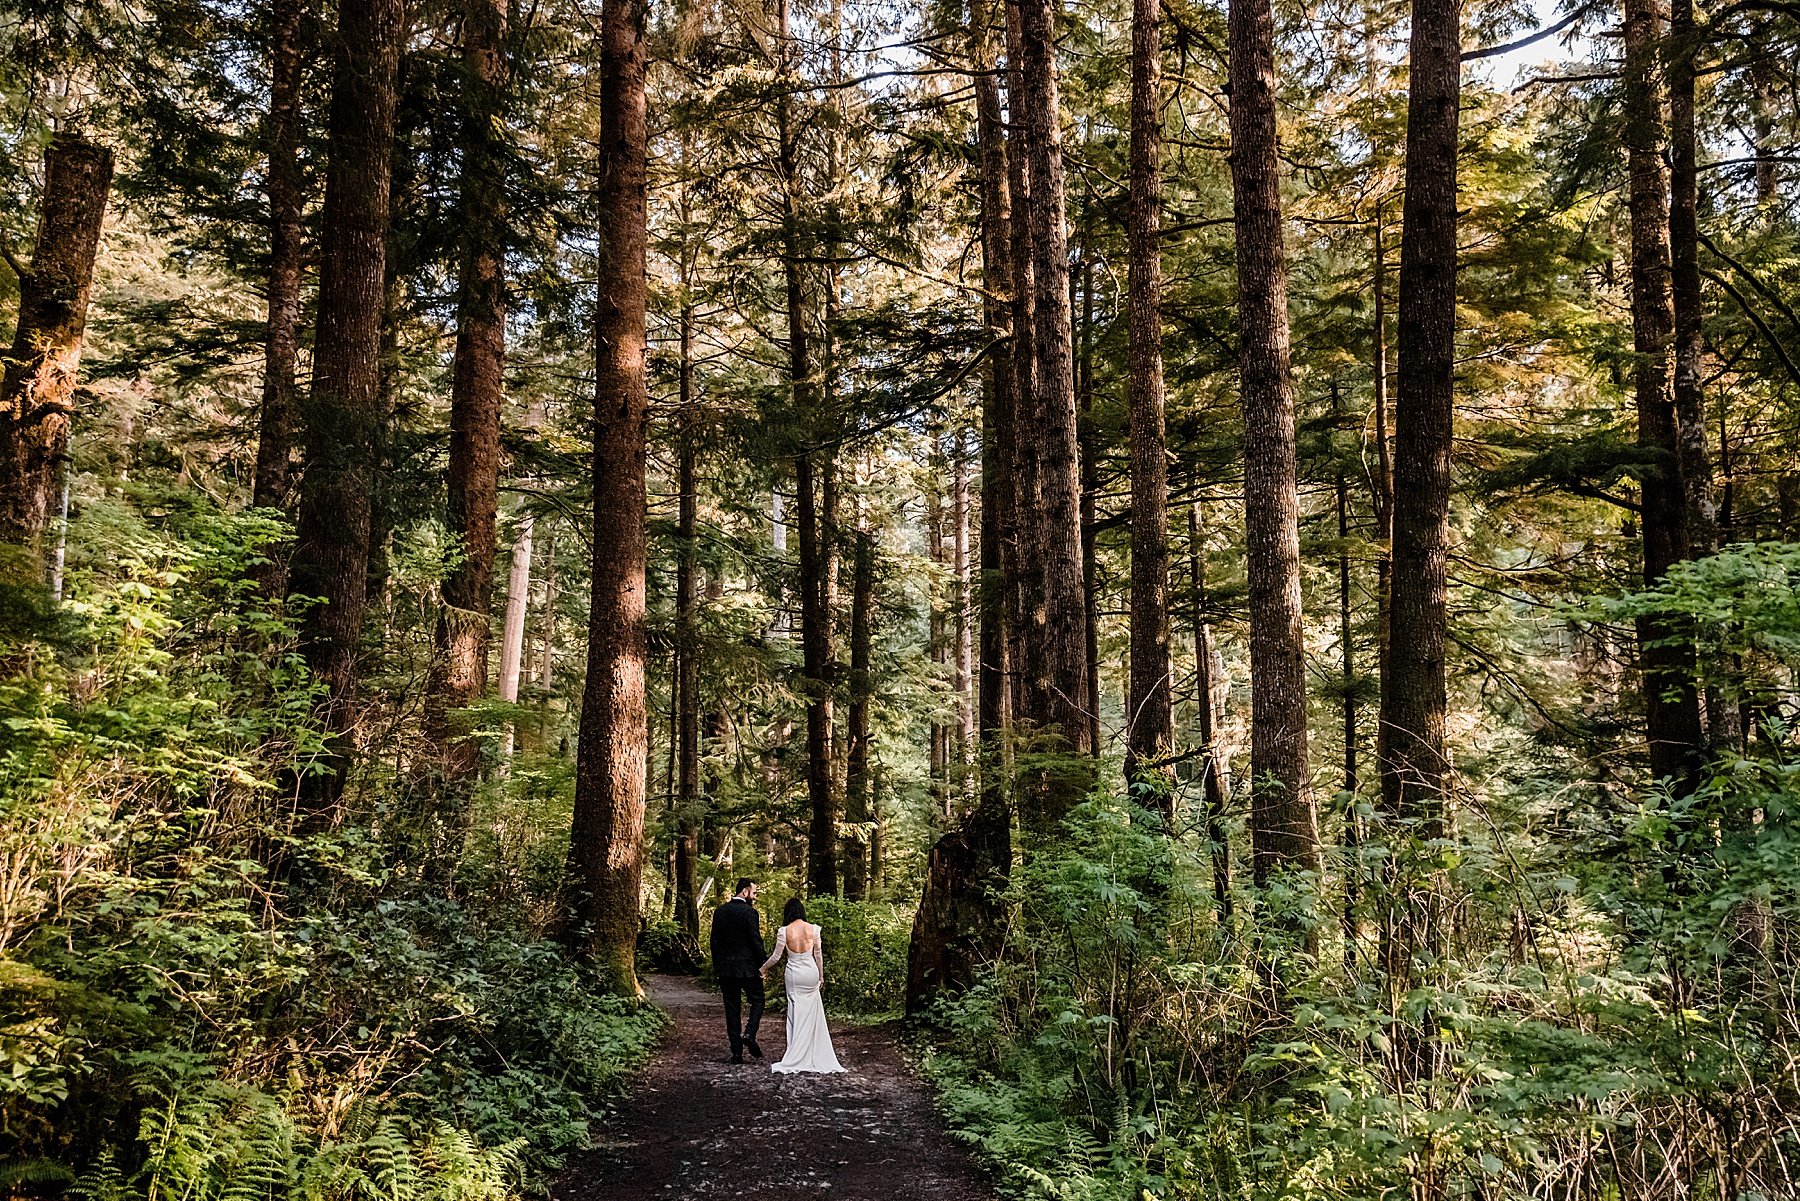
721, 974, 764, 1053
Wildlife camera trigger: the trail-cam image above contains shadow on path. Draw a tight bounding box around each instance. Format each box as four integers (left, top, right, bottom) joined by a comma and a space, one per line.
553, 974, 996, 1201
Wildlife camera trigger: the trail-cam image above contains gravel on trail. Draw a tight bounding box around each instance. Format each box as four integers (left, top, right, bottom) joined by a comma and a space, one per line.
552, 973, 999, 1201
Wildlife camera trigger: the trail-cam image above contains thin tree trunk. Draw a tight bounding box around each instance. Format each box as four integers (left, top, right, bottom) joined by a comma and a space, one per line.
953, 429, 975, 804
252, 0, 305, 517
497, 504, 533, 757
1377, 0, 1460, 1093
1335, 380, 1361, 977
673, 395, 702, 937
0, 135, 113, 570
537, 525, 558, 691
1015, 0, 1093, 832
843, 519, 875, 900
563, 0, 649, 994
1125, 0, 1173, 816
289, 0, 403, 813
973, 34, 1015, 746
929, 456, 949, 812
1077, 257, 1102, 758
1227, 0, 1317, 883
427, 0, 511, 786
1622, 0, 1704, 789
1189, 502, 1232, 918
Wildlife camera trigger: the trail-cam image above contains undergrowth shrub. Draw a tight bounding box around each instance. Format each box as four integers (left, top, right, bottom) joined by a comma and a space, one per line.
804, 897, 911, 1015
1, 495, 665, 1197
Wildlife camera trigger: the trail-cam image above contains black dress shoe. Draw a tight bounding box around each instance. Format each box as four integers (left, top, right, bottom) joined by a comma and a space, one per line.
730, 1053, 744, 1064
746, 1039, 763, 1059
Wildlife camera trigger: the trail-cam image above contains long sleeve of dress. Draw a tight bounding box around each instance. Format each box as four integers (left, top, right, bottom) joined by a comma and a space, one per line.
759, 925, 786, 975
811, 924, 824, 980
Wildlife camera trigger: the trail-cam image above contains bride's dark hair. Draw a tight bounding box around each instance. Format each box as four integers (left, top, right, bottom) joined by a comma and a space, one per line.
782, 897, 807, 925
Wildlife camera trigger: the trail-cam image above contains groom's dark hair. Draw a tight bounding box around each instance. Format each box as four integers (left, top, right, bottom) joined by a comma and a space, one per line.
734, 877, 755, 897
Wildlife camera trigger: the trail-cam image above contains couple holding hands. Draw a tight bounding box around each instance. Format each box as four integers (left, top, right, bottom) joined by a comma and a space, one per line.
708, 878, 845, 1074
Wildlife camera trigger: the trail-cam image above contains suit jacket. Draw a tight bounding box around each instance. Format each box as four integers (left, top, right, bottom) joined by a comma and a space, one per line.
709, 897, 767, 980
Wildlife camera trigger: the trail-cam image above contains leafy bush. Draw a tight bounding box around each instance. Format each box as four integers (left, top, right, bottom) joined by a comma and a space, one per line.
1, 498, 666, 1197
803, 897, 912, 1016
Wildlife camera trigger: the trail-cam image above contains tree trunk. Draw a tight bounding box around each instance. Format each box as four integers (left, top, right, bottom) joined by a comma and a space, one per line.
1227, 0, 1318, 883
1622, 0, 1704, 789
929, 458, 949, 812
906, 7, 1015, 1013
975, 23, 1015, 746
427, 0, 511, 786
843, 521, 875, 900
1335, 380, 1361, 977
1377, 0, 1459, 1089
799, 450, 840, 896
673, 398, 702, 937
497, 506, 533, 757
1003, 0, 1038, 742
1189, 502, 1232, 918
953, 430, 975, 805
0, 134, 113, 571
1125, 0, 1173, 817
288, 0, 403, 812
563, 0, 649, 994
1015, 0, 1093, 833
252, 0, 306, 517
1077, 258, 1102, 758
537, 524, 558, 691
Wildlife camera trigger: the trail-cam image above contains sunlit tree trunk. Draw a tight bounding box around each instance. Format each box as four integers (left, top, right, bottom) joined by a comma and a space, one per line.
1227, 0, 1318, 884
0, 134, 112, 572
563, 0, 649, 994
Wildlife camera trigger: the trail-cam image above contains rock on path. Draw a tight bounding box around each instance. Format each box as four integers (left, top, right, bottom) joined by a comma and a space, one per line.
553, 974, 997, 1201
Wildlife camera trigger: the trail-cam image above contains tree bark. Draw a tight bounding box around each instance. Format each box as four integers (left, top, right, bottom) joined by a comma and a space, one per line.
497, 502, 533, 758
1377, 0, 1459, 1087
953, 430, 975, 804
1125, 0, 1173, 818
1667, 0, 1714, 559
1003, 0, 1038, 740
427, 0, 511, 785
1227, 0, 1318, 883
906, 7, 1015, 1012
1015, 0, 1093, 833
843, 521, 875, 900
1621, 0, 1704, 789
0, 134, 113, 570
289, 0, 403, 812
252, 0, 306, 517
1189, 502, 1232, 918
563, 0, 649, 994
1335, 380, 1362, 977
673, 397, 702, 937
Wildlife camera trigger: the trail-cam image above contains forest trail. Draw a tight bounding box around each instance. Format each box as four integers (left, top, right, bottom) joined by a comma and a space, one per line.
553, 975, 998, 1201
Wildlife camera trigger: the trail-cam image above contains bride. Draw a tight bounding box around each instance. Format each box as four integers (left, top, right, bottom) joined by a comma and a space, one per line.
759, 897, 846, 1074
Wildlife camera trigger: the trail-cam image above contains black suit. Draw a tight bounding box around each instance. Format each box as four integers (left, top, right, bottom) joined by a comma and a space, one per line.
709, 897, 766, 1055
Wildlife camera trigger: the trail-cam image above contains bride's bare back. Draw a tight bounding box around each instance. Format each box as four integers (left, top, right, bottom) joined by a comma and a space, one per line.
784, 920, 815, 953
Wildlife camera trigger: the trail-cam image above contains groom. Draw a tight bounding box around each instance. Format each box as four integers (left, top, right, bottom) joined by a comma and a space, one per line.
709, 877, 766, 1064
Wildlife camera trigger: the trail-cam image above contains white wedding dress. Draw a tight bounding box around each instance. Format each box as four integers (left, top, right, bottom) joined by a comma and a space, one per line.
761, 922, 845, 1074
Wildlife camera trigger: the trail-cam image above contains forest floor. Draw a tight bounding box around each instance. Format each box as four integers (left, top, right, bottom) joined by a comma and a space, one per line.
552, 974, 998, 1201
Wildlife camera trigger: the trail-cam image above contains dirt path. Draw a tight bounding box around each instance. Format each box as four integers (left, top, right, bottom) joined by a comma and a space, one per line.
553, 974, 997, 1201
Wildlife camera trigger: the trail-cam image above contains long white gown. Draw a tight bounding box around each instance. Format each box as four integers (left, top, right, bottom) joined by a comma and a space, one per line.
761, 922, 846, 1074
